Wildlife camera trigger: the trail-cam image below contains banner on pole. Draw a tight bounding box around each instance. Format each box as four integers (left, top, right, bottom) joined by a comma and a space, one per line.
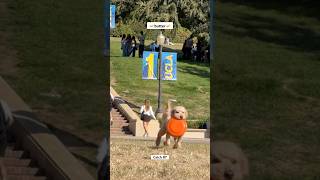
142, 51, 159, 80
161, 52, 177, 81
110, 5, 116, 29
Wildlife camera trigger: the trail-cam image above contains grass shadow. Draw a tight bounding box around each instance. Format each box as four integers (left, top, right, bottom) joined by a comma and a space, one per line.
221, 0, 320, 20
148, 146, 164, 149
179, 65, 210, 79
218, 10, 320, 54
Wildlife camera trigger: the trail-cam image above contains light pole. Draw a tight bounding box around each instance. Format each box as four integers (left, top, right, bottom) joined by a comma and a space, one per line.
156, 31, 165, 115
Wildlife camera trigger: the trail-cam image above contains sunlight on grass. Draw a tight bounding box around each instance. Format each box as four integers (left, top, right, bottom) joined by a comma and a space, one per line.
110, 139, 210, 180
110, 38, 210, 125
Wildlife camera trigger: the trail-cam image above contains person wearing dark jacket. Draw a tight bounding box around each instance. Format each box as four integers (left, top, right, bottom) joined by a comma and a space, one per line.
138, 31, 145, 58
124, 34, 132, 57
128, 36, 137, 57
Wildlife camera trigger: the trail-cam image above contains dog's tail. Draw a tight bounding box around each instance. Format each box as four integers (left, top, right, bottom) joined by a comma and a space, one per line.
166, 99, 176, 109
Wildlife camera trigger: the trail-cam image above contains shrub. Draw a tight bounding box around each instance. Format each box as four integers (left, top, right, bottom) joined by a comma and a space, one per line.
111, 24, 135, 37
187, 119, 208, 129
112, 22, 193, 43
171, 27, 192, 43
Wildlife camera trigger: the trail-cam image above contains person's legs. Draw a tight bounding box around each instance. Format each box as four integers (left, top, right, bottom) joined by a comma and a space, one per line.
125, 44, 129, 56
139, 45, 143, 58
143, 121, 148, 136
122, 47, 126, 56
188, 48, 192, 59
127, 46, 131, 57
123, 44, 126, 56
132, 48, 136, 57
196, 50, 201, 61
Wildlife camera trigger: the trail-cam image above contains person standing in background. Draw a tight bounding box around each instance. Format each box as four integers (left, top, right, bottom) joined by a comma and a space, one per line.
138, 31, 145, 58
186, 37, 193, 59
121, 34, 126, 57
125, 34, 132, 57
129, 36, 137, 57
140, 99, 156, 137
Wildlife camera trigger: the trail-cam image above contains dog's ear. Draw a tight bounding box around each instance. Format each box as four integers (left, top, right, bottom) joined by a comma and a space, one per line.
171, 108, 175, 117
184, 108, 188, 119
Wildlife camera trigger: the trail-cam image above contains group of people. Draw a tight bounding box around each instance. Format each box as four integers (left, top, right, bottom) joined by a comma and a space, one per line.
149, 37, 174, 52
121, 31, 145, 58
182, 36, 210, 63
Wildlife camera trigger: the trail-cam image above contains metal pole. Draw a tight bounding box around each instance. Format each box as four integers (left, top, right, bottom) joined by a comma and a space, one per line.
156, 45, 163, 114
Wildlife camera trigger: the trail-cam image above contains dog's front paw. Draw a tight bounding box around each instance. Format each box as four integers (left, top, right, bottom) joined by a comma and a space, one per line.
173, 143, 181, 149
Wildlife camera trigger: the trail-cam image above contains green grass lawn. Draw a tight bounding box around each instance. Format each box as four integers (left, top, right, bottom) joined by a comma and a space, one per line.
110, 38, 210, 126
214, 1, 320, 179
5, 0, 106, 134
1, 0, 107, 177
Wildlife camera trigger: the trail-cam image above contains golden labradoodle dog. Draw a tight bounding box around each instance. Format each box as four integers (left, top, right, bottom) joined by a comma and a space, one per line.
155, 100, 188, 149
212, 141, 249, 180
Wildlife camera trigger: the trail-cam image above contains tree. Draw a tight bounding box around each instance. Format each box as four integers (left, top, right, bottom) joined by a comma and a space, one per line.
111, 0, 210, 42
130, 0, 181, 28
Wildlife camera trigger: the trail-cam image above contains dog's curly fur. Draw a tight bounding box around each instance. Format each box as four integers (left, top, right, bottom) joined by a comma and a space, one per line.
212, 141, 249, 180
155, 100, 188, 149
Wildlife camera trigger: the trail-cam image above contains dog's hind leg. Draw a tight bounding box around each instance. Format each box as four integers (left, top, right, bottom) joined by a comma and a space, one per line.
155, 128, 166, 147
173, 137, 182, 149
164, 134, 171, 146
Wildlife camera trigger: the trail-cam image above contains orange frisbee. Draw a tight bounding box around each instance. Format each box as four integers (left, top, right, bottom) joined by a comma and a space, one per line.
166, 118, 187, 137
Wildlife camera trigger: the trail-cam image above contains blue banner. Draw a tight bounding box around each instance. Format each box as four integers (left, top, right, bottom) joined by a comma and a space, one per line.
161, 52, 177, 80
110, 5, 116, 29
142, 51, 159, 80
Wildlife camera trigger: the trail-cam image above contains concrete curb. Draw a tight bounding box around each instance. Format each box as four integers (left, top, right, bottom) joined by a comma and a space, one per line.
111, 136, 210, 144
